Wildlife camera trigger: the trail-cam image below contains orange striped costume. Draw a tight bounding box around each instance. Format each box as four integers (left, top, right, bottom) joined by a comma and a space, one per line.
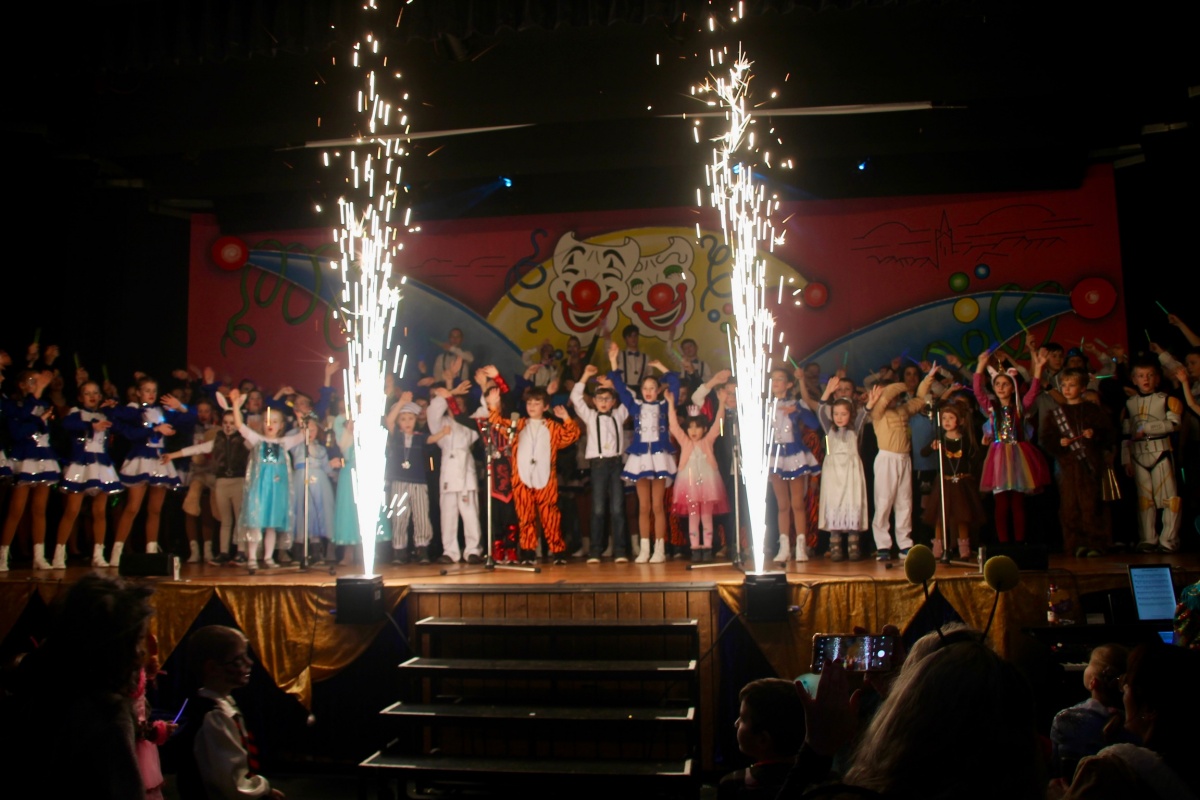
488, 407, 580, 553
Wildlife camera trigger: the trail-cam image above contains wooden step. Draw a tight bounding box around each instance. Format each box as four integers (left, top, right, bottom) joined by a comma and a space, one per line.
416, 616, 698, 634
360, 751, 694, 781
399, 656, 696, 678
380, 701, 695, 723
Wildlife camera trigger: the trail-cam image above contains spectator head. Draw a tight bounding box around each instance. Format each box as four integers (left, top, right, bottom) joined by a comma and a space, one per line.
735, 677, 805, 761
524, 385, 549, 419
48, 574, 154, 696
447, 328, 464, 347
1065, 348, 1088, 371
1120, 641, 1200, 777
186, 625, 252, 695
1044, 342, 1066, 372
844, 639, 1043, 800
1129, 359, 1161, 396
1184, 347, 1200, 380
680, 338, 698, 358
622, 325, 640, 348
1083, 643, 1127, 707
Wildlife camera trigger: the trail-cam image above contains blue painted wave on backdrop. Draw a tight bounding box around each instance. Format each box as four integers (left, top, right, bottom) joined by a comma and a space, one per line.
801, 292, 1074, 378
246, 250, 523, 383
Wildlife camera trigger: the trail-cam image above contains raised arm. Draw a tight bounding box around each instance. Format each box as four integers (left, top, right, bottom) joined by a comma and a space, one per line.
665, 389, 686, 443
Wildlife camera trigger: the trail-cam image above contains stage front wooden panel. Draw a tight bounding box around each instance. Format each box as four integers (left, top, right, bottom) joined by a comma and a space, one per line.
407, 581, 720, 767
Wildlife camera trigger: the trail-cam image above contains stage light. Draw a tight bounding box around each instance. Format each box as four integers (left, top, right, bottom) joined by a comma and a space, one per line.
857, 159, 869, 171
501, 177, 513, 187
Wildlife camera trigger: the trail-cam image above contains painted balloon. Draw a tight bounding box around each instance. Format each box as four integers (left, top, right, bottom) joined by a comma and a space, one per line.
211, 236, 249, 271
948, 272, 970, 292
953, 297, 980, 323
803, 282, 829, 308
1070, 277, 1117, 320
974, 263, 991, 279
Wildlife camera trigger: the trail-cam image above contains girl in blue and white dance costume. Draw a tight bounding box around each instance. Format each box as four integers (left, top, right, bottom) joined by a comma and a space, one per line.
0, 370, 61, 571
54, 379, 125, 568
222, 389, 303, 569
607, 340, 680, 564
768, 367, 821, 563
110, 376, 197, 564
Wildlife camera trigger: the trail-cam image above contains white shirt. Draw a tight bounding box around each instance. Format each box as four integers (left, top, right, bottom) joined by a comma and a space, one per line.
516, 418, 553, 489
427, 395, 479, 493
569, 381, 628, 460
194, 688, 273, 799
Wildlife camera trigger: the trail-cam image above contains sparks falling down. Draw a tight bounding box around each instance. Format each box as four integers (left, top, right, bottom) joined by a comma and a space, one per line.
700, 48, 784, 575
328, 1, 410, 577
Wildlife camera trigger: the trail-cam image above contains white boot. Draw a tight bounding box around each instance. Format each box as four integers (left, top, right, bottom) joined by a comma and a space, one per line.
32, 545, 53, 570
634, 537, 652, 563
51, 544, 68, 569
110, 541, 125, 567
187, 540, 201, 564
146, 541, 159, 554
0, 545, 9, 572
92, 544, 110, 568
795, 536, 809, 562
774, 535, 791, 563
648, 538, 666, 564
202, 541, 214, 563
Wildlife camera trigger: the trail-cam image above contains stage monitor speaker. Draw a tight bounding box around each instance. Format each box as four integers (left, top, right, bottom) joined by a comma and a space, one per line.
119, 552, 177, 578
744, 572, 789, 622
983, 544, 1049, 571
336, 574, 385, 624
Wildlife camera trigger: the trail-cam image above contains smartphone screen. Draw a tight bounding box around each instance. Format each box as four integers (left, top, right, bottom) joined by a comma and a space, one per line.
811, 633, 897, 673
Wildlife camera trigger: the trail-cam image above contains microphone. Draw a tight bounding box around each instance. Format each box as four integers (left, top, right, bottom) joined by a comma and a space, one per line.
509, 411, 520, 434
904, 544, 943, 641
981, 555, 1020, 640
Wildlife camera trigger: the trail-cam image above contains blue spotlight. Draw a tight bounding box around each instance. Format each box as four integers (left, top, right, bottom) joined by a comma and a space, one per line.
501, 177, 513, 188
857, 160, 869, 171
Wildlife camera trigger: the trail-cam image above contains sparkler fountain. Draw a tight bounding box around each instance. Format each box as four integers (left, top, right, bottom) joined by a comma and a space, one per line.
327, 2, 410, 611
701, 49, 783, 577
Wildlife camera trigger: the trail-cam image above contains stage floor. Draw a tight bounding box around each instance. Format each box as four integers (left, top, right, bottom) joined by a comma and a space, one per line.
1, 548, 1195, 587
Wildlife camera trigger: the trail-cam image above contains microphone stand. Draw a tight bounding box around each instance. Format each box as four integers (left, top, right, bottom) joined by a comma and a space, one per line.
481, 415, 538, 574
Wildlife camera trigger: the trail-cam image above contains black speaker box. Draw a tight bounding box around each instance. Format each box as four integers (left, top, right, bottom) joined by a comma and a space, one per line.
336, 574, 385, 624
118, 552, 176, 577
744, 572, 790, 622
983, 543, 1049, 571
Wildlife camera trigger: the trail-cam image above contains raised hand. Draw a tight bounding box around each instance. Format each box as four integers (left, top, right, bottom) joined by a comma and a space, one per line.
324, 359, 341, 381
452, 380, 471, 396
648, 359, 668, 374
155, 423, 176, 437
161, 394, 184, 411
545, 378, 560, 396
582, 364, 598, 380
552, 404, 570, 421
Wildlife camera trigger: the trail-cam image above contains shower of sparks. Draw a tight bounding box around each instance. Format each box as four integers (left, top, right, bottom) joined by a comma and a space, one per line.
700, 48, 781, 575
327, 0, 410, 577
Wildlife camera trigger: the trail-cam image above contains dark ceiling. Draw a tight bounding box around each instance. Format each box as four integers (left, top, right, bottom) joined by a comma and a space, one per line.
14, 0, 1199, 231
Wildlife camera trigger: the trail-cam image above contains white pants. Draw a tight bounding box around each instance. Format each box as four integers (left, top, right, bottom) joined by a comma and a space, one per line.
872, 451, 914, 551
440, 490, 481, 561
1133, 457, 1182, 551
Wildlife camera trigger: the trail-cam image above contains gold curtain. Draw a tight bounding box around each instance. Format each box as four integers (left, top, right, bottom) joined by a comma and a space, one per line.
215, 583, 409, 708
149, 585, 217, 664
718, 578, 926, 680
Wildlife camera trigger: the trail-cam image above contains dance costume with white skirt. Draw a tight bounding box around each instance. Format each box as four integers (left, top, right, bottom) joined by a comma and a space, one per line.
113, 402, 198, 488
2, 395, 61, 484
817, 403, 869, 531
770, 402, 822, 479
610, 370, 681, 483
59, 407, 124, 494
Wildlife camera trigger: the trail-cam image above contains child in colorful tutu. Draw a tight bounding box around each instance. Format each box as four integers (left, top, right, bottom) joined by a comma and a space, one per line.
973, 346, 1051, 543
55, 379, 125, 567
666, 388, 728, 562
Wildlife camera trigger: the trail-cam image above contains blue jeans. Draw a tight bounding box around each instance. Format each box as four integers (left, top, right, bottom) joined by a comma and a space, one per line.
590, 457, 627, 557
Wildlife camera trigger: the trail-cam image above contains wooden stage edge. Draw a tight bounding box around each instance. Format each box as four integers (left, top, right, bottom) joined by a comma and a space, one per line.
1, 550, 1197, 589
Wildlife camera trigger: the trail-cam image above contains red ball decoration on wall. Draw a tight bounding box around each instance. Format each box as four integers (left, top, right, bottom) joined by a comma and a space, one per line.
211, 236, 249, 271
1069, 277, 1116, 320
803, 282, 829, 308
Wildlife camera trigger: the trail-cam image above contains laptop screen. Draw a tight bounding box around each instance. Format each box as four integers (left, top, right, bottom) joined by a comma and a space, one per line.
1128, 565, 1177, 622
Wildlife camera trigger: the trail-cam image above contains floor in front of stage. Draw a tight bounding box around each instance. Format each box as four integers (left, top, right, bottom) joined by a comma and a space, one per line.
3, 549, 1196, 588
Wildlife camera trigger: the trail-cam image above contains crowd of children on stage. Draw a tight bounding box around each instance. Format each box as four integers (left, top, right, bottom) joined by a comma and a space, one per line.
2, 311, 1199, 572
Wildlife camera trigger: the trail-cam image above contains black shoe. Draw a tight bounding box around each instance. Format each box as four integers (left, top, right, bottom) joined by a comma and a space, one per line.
415, 546, 431, 565
466, 553, 483, 564
552, 551, 567, 565
394, 549, 411, 565
437, 554, 455, 564
233, 553, 248, 565
208, 553, 232, 567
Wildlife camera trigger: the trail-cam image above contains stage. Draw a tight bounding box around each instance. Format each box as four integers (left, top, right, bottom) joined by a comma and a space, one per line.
2, 552, 1196, 770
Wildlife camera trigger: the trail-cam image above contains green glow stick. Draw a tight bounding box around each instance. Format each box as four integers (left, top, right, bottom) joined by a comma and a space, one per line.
1156, 300, 1169, 315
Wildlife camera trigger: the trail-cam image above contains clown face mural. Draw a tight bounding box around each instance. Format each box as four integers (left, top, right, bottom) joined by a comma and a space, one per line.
549, 232, 640, 341
620, 236, 696, 342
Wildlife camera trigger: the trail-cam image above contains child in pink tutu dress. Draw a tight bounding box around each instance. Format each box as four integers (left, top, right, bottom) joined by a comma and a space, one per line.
666, 389, 728, 562
973, 346, 1051, 543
